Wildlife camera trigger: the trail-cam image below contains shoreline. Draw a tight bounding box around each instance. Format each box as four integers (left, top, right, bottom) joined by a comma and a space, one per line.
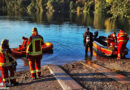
8, 59, 130, 90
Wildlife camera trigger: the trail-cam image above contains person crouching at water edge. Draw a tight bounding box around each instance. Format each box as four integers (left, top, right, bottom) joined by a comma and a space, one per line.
107, 32, 117, 50
0, 39, 18, 87
83, 27, 93, 56
18, 36, 28, 51
26, 27, 44, 79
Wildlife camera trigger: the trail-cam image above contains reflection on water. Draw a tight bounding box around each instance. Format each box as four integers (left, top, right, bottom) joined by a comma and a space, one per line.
1, 11, 129, 32
105, 18, 117, 32
94, 12, 105, 29
85, 47, 105, 61
85, 48, 117, 62
46, 12, 54, 23
16, 58, 29, 71
0, 12, 130, 71
84, 54, 93, 61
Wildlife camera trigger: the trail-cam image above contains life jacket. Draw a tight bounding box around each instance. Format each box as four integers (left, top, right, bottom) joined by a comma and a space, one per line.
22, 38, 28, 49
0, 47, 16, 67
109, 33, 117, 42
117, 30, 129, 42
26, 35, 44, 56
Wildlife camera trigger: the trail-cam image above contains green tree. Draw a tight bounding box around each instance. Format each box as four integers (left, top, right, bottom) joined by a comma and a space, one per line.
109, 0, 129, 19
83, 2, 89, 13
95, 0, 106, 13
70, 1, 75, 12
46, 1, 55, 13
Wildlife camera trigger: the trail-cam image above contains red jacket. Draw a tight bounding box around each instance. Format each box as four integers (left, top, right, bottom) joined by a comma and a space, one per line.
108, 33, 117, 42
117, 30, 129, 42
0, 48, 16, 67
19, 38, 28, 50
22, 38, 28, 48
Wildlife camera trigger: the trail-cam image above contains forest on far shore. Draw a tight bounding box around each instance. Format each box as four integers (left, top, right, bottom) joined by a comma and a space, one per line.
0, 0, 129, 19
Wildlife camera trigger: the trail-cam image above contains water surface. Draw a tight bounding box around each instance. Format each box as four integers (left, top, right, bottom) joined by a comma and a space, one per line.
0, 13, 129, 71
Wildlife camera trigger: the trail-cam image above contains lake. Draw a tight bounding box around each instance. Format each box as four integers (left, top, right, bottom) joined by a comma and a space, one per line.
0, 12, 130, 71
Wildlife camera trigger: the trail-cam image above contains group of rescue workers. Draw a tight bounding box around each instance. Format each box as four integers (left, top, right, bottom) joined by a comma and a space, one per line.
83, 27, 129, 59
0, 27, 44, 87
0, 27, 129, 87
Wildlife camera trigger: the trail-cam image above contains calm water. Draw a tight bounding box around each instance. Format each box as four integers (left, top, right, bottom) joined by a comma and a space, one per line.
0, 13, 130, 71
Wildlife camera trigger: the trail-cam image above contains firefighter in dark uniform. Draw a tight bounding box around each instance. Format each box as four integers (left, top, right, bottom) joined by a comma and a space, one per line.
83, 27, 93, 56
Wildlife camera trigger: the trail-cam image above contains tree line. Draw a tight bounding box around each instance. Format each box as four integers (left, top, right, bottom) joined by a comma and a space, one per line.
0, 0, 129, 19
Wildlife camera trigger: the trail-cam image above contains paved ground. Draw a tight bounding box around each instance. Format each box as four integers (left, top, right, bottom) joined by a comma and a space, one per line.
62, 60, 130, 90
9, 59, 130, 90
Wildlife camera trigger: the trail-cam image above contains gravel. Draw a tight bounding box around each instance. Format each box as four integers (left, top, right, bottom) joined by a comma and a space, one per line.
9, 59, 130, 90
10, 66, 62, 90
62, 60, 130, 90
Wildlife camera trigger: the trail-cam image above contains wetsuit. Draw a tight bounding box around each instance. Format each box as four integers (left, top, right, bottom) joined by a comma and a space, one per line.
83, 32, 93, 56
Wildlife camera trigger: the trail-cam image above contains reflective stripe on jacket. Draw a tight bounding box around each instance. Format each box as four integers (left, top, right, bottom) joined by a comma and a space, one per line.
26, 35, 44, 56
118, 40, 128, 42
117, 31, 129, 42
0, 48, 16, 67
117, 31, 128, 39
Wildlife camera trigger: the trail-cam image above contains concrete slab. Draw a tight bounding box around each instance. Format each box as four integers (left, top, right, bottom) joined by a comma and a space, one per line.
48, 64, 84, 90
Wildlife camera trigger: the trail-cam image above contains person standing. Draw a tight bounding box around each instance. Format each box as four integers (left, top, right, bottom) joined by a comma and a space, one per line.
107, 32, 117, 49
26, 27, 44, 79
83, 27, 93, 56
117, 30, 129, 59
0, 39, 18, 86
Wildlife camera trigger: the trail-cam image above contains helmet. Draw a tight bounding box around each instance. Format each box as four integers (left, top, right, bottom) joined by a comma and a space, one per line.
32, 27, 37, 32
1, 39, 9, 49
1, 39, 9, 46
32, 27, 38, 35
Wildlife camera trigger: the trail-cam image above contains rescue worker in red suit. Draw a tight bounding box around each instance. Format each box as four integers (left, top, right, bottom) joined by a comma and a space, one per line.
83, 27, 93, 56
19, 36, 28, 51
107, 32, 117, 49
117, 30, 129, 59
0, 39, 18, 87
26, 27, 44, 79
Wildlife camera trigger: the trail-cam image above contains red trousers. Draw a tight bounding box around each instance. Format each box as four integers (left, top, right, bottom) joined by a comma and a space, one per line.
0, 66, 16, 83
28, 55, 42, 78
117, 41, 127, 59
